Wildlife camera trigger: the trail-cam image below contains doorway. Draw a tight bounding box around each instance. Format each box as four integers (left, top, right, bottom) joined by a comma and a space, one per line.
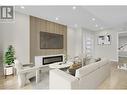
118, 32, 127, 65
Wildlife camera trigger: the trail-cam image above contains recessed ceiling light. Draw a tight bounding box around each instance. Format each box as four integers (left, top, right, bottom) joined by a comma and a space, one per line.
92, 18, 95, 21
20, 6, 25, 9
55, 17, 59, 21
72, 6, 76, 10
95, 24, 98, 27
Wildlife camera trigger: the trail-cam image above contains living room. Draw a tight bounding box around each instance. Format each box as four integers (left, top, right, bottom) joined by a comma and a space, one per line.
0, 5, 127, 90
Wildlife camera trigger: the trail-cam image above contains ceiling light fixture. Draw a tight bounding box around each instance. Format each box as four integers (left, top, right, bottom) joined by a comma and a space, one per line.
92, 18, 95, 21
55, 17, 59, 21
20, 6, 25, 9
95, 24, 98, 27
72, 6, 76, 10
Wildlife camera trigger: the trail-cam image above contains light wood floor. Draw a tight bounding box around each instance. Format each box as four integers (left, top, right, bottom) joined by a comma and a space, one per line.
0, 63, 127, 89
0, 75, 33, 89
99, 64, 127, 89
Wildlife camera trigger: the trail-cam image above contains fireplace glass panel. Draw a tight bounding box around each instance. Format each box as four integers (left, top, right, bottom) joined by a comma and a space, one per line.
43, 56, 63, 65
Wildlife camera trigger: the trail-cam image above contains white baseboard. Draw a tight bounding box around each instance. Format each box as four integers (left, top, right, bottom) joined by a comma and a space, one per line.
110, 59, 118, 64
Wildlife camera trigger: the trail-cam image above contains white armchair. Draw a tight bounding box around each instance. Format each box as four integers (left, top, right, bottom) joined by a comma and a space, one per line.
14, 60, 36, 87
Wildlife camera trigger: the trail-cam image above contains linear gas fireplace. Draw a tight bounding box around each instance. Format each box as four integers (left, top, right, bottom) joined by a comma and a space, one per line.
35, 54, 64, 67
43, 56, 63, 65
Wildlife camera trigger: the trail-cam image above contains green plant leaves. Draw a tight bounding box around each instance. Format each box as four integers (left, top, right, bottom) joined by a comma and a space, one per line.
4, 45, 15, 65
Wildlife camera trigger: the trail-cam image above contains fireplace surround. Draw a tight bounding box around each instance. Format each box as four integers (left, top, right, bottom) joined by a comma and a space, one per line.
35, 54, 64, 67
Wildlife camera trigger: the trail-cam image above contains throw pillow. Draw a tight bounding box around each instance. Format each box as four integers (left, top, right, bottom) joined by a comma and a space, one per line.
68, 63, 82, 76
95, 58, 101, 62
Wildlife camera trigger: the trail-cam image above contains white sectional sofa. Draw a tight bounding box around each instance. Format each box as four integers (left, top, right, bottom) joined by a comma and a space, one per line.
49, 59, 111, 89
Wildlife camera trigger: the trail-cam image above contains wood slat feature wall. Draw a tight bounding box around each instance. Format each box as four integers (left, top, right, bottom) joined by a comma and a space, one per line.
30, 16, 67, 63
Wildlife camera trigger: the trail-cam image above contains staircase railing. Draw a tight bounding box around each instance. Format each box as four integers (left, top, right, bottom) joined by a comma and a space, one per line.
119, 43, 127, 50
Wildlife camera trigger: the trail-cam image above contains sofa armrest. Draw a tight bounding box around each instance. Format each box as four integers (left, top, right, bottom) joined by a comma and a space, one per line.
19, 67, 37, 74
17, 67, 37, 87
49, 69, 79, 89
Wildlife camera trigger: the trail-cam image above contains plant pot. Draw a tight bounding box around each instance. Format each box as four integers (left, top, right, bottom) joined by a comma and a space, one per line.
4, 65, 14, 75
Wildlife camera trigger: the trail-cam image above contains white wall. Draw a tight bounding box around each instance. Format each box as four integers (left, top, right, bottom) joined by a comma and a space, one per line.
0, 32, 2, 50
67, 27, 83, 58
0, 12, 30, 64
95, 30, 118, 61
67, 27, 96, 59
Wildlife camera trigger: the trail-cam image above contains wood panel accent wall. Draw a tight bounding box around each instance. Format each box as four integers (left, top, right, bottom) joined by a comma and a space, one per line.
30, 16, 67, 63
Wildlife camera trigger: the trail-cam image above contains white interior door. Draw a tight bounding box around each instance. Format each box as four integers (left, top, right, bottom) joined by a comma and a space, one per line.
83, 31, 95, 58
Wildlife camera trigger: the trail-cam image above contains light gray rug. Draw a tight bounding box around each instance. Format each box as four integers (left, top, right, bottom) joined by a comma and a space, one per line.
30, 71, 49, 89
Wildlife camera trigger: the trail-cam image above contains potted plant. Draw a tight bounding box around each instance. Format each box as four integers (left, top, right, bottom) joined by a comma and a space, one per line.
4, 45, 15, 75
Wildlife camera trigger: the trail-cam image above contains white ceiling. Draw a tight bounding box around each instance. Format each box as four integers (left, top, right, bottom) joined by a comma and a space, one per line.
15, 6, 127, 31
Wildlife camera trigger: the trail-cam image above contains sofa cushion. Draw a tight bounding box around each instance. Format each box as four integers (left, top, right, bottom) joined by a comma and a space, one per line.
75, 59, 109, 78
68, 63, 82, 76
98, 59, 109, 67
75, 61, 100, 78
95, 58, 101, 62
